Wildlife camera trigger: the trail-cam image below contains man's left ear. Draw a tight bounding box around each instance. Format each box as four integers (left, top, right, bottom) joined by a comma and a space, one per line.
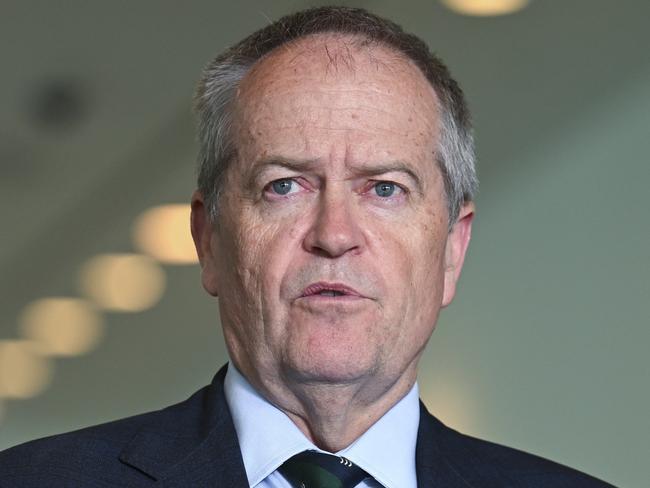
442, 202, 475, 307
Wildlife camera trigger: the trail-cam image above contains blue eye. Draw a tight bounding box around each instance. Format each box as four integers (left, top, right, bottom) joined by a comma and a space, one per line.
270, 179, 294, 195
374, 181, 396, 197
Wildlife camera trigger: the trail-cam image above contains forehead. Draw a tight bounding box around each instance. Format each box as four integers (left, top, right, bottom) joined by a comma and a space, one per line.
232, 34, 440, 168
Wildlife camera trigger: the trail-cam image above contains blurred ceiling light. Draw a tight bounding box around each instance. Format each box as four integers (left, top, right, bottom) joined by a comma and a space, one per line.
132, 204, 198, 264
441, 0, 529, 16
0, 340, 52, 399
19, 297, 104, 357
79, 254, 166, 312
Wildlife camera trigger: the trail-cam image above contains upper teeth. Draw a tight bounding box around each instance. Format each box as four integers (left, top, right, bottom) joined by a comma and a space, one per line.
319, 290, 343, 296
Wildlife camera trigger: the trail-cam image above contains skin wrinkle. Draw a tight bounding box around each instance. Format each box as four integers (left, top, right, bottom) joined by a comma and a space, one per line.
243, 83, 437, 142
191, 33, 474, 452
257, 125, 412, 138
252, 104, 433, 137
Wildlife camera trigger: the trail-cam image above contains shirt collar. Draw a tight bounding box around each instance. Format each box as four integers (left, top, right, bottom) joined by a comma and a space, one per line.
224, 363, 419, 488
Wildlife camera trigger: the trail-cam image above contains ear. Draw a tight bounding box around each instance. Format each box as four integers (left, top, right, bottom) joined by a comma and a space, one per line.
190, 190, 219, 297
441, 201, 475, 307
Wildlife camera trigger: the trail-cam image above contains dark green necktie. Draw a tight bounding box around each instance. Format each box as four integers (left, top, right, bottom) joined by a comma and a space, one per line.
278, 450, 369, 488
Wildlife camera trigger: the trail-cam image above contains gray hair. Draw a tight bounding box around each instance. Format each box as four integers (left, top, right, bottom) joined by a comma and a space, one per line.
195, 6, 478, 226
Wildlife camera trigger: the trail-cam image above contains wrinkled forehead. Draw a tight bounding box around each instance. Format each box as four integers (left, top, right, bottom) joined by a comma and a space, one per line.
234, 33, 440, 126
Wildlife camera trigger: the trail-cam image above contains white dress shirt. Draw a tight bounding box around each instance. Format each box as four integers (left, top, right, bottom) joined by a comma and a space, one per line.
224, 363, 420, 488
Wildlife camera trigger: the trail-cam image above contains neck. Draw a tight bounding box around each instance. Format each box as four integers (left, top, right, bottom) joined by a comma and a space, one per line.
239, 362, 418, 452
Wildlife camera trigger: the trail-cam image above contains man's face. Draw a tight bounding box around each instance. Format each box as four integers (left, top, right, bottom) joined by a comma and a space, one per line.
193, 35, 473, 394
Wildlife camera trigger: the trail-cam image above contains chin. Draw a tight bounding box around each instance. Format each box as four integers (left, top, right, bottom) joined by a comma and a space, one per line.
283, 346, 380, 385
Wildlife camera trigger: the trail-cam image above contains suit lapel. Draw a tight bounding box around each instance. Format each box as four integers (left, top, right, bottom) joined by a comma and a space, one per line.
416, 401, 474, 488
119, 369, 504, 487
416, 402, 521, 488
118, 365, 249, 486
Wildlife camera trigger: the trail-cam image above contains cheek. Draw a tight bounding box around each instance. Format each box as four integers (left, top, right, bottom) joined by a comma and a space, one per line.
235, 224, 274, 291
397, 223, 448, 312
214, 209, 270, 313
235, 213, 305, 305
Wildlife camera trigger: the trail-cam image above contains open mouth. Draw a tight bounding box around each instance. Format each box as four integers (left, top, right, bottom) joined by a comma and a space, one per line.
300, 282, 362, 299
315, 290, 345, 297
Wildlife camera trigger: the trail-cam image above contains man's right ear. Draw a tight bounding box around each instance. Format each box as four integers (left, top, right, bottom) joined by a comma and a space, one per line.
190, 190, 219, 297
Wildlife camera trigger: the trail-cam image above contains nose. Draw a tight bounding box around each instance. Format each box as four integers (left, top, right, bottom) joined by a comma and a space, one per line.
303, 187, 365, 258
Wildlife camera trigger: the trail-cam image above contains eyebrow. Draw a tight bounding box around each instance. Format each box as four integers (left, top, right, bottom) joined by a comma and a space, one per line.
243, 157, 318, 192
251, 157, 320, 174
246, 156, 425, 194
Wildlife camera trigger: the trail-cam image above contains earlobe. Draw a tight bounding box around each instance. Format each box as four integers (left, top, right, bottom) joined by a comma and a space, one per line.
190, 190, 220, 297
441, 202, 475, 307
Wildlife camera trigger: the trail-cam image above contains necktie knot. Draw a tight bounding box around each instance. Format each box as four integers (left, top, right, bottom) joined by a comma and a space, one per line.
278, 450, 369, 488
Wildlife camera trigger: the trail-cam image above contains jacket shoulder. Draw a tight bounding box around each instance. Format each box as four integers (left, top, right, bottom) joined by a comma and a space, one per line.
418, 405, 615, 487
452, 430, 613, 487
0, 383, 213, 487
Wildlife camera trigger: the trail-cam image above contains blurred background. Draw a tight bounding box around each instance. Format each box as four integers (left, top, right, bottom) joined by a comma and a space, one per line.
1, 1, 648, 486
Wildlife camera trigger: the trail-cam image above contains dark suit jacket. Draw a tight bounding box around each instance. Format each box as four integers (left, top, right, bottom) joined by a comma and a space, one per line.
0, 366, 614, 487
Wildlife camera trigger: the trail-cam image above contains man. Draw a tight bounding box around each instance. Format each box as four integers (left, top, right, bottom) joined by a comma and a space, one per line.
0, 6, 613, 487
